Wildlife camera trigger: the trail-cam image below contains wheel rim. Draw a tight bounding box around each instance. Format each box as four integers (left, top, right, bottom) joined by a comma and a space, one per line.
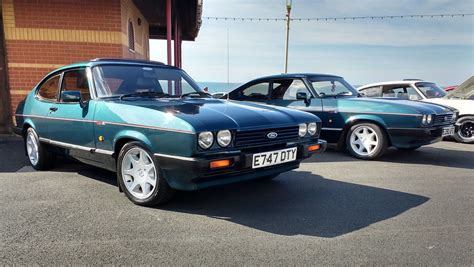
458, 120, 474, 141
121, 148, 157, 200
26, 131, 39, 165
350, 125, 379, 156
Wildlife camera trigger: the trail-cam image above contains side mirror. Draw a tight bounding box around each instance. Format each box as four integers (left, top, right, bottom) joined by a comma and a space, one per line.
296, 92, 308, 100
61, 91, 82, 103
296, 92, 311, 105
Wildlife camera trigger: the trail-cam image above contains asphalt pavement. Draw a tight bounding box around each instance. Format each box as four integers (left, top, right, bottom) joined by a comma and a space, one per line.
0, 135, 473, 265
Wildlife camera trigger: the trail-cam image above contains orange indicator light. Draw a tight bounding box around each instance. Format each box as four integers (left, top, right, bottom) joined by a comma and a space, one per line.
210, 159, 232, 169
308, 144, 320, 152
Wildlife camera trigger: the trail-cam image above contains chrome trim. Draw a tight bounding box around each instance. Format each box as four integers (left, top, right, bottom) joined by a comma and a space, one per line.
15, 114, 194, 134
342, 111, 422, 117
95, 149, 114, 156
321, 127, 343, 131
153, 153, 198, 162
38, 137, 114, 155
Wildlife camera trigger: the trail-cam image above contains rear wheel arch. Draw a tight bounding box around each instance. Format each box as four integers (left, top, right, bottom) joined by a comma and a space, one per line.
22, 123, 33, 138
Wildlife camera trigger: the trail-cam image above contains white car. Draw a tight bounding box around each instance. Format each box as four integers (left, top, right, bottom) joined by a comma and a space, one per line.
358, 79, 474, 144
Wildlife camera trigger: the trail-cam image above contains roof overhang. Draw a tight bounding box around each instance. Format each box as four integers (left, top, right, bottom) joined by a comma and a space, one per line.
133, 0, 202, 41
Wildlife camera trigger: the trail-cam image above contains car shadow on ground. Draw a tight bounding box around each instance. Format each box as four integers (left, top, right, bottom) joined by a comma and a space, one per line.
305, 146, 474, 170
2, 136, 429, 238
161, 171, 429, 238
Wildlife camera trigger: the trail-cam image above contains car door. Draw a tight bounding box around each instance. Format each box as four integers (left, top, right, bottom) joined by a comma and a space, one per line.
47, 68, 96, 156
309, 79, 351, 142
32, 74, 62, 138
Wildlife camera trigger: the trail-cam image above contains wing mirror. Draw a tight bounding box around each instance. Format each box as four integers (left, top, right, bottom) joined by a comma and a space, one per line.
61, 91, 85, 107
296, 92, 307, 100
296, 92, 311, 105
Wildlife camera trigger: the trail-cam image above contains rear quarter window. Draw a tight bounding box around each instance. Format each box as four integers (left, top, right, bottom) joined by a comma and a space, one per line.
37, 74, 60, 101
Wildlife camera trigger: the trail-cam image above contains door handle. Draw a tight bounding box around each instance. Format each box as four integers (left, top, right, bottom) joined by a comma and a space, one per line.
49, 107, 58, 112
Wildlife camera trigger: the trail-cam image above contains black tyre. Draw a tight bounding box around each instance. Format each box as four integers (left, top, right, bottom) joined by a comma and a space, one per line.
346, 123, 388, 160
24, 127, 55, 170
453, 116, 474, 144
117, 141, 174, 206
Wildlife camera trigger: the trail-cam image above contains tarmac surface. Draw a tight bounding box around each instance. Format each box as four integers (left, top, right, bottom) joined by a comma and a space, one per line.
0, 135, 473, 265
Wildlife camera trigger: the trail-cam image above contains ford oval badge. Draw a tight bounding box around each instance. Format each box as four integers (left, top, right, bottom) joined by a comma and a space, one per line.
267, 132, 278, 139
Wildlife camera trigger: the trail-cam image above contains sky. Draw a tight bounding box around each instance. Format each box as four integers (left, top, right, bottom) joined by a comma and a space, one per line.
150, 0, 474, 86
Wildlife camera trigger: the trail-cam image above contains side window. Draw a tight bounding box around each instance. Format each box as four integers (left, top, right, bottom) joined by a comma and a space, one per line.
361, 86, 382, 97
241, 82, 270, 100
271, 79, 311, 100
61, 69, 91, 102
382, 86, 403, 98
406, 86, 421, 100
37, 75, 60, 101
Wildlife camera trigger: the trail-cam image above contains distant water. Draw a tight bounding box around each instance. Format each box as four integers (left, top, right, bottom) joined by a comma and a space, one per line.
197, 82, 243, 93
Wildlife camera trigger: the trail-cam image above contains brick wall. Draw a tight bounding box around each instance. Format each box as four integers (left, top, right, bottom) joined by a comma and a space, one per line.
1, 0, 150, 122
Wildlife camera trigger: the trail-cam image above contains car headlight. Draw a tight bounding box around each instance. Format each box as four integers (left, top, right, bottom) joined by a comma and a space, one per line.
426, 114, 433, 124
307, 122, 318, 136
198, 131, 213, 149
217, 130, 232, 147
421, 115, 427, 125
298, 123, 307, 137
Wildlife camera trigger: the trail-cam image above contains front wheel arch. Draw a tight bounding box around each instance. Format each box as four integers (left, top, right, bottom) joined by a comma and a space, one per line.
113, 130, 154, 158
337, 119, 392, 150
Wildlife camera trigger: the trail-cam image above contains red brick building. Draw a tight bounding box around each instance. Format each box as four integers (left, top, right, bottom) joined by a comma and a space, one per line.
0, 0, 202, 132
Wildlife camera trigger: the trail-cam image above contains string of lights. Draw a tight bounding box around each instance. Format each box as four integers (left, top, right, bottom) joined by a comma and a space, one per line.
203, 13, 473, 22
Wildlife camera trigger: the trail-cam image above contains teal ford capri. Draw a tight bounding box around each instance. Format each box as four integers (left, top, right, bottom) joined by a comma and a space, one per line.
226, 73, 457, 159
14, 59, 326, 206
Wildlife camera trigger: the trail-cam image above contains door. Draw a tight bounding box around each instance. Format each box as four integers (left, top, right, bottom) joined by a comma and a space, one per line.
309, 78, 354, 143
31, 74, 61, 138
47, 68, 96, 152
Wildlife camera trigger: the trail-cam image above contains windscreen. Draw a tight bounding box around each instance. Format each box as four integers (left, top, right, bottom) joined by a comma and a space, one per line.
415, 82, 447, 99
92, 65, 203, 98
308, 76, 358, 97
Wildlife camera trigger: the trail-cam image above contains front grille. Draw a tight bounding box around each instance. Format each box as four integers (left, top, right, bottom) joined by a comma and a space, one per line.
234, 126, 299, 148
433, 114, 453, 125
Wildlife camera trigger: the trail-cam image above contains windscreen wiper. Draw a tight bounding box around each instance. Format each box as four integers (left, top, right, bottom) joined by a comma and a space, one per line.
120, 91, 168, 100
180, 92, 211, 99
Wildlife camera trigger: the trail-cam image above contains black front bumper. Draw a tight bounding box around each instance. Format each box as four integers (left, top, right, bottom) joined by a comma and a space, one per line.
155, 139, 327, 190
388, 124, 454, 148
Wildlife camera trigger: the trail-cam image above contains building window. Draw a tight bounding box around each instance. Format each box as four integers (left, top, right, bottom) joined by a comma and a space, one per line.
128, 20, 135, 52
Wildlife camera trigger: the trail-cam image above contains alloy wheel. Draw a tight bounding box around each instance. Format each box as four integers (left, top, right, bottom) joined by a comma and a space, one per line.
121, 148, 157, 200
459, 120, 474, 141
26, 131, 39, 166
349, 125, 379, 156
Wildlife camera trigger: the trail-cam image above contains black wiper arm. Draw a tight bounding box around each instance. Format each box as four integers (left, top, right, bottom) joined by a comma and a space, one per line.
180, 91, 211, 99
120, 91, 168, 100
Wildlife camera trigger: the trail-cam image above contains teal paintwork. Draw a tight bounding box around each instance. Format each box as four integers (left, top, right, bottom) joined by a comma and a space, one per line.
228, 73, 456, 149
15, 60, 325, 191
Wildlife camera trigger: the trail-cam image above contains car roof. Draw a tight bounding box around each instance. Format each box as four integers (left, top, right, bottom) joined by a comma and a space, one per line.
246, 73, 342, 83
358, 80, 436, 89
54, 58, 177, 72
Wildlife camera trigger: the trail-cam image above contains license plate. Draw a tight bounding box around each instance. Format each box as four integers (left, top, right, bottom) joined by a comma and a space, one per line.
442, 126, 455, 137
252, 147, 297, 169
